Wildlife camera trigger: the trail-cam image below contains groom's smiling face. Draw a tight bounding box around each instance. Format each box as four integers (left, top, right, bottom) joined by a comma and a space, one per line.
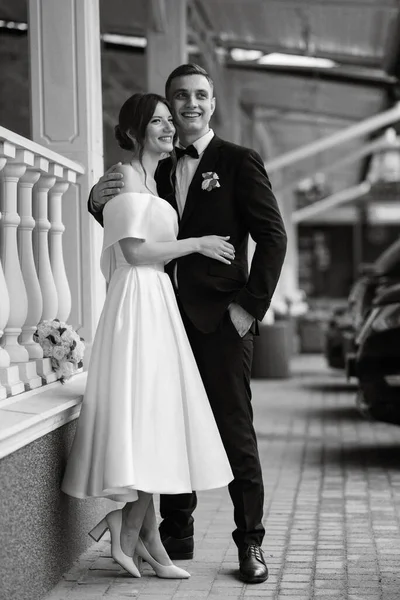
167, 74, 216, 144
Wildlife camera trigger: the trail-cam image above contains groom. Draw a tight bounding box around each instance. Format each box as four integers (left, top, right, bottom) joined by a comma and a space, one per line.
89, 64, 287, 583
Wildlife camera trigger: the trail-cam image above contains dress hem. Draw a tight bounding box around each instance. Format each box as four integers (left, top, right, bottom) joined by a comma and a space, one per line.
62, 479, 233, 501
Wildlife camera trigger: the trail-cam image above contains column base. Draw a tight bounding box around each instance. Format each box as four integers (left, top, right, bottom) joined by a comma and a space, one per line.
18, 360, 43, 391
0, 365, 25, 396
35, 358, 58, 384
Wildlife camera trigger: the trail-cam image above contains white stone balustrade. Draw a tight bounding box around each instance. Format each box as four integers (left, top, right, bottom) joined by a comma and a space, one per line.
0, 126, 85, 397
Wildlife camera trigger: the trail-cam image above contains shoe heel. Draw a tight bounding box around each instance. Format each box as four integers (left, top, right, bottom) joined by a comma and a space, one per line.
88, 517, 108, 542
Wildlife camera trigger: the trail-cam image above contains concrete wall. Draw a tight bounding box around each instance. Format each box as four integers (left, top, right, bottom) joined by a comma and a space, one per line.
0, 421, 113, 600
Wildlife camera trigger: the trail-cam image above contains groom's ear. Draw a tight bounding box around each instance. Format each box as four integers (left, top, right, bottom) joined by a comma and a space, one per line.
211, 96, 216, 116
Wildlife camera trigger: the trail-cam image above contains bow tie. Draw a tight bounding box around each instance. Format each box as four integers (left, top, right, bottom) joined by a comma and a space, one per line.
175, 145, 199, 160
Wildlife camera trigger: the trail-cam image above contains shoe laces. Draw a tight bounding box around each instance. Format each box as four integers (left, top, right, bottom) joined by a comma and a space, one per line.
244, 544, 264, 561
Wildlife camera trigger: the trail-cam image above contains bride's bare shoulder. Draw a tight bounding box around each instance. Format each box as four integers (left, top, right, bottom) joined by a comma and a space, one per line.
114, 163, 143, 193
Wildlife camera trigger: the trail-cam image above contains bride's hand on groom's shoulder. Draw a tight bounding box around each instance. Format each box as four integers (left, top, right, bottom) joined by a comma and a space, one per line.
92, 163, 124, 209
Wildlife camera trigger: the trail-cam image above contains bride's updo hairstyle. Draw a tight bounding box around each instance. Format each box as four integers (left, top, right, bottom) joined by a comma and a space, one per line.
115, 92, 173, 153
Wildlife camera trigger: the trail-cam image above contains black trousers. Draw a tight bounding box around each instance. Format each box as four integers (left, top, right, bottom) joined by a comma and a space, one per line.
159, 306, 265, 551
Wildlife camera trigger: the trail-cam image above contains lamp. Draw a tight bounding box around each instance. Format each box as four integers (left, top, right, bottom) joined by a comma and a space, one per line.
367, 128, 400, 194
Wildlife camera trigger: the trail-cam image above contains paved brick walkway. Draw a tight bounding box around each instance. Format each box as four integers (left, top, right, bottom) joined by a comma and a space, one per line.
44, 355, 400, 600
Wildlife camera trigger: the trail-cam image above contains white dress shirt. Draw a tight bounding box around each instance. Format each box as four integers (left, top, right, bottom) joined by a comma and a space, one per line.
175, 129, 215, 217
173, 129, 214, 287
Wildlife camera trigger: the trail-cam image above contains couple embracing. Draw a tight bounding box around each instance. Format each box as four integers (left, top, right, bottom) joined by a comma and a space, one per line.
62, 63, 287, 584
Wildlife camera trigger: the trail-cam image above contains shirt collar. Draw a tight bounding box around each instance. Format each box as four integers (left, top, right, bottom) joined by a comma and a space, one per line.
177, 129, 214, 157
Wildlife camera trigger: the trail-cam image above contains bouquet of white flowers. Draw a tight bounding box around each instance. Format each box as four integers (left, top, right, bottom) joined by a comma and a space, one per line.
34, 319, 85, 383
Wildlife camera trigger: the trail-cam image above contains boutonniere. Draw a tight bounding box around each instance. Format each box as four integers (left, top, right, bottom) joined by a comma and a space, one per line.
201, 172, 220, 192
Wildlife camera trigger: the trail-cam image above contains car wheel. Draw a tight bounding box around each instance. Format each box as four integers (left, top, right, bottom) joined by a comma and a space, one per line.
357, 378, 400, 425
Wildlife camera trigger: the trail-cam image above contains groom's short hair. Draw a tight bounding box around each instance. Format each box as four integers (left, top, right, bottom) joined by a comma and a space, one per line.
165, 63, 214, 98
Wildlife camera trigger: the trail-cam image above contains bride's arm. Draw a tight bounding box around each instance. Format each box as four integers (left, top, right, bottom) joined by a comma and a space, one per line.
119, 236, 235, 266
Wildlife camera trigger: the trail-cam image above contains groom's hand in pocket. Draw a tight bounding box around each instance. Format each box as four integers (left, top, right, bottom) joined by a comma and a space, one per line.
228, 303, 254, 337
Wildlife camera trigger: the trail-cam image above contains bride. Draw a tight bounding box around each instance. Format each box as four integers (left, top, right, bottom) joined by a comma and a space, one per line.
61, 92, 234, 579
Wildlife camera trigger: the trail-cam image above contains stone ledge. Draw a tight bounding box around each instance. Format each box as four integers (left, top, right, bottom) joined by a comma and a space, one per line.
0, 372, 86, 459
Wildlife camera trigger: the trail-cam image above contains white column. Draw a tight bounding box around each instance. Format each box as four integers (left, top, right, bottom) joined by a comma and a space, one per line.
18, 167, 43, 358
49, 180, 71, 322
252, 115, 299, 314
33, 173, 58, 321
146, 0, 187, 94
29, 0, 105, 363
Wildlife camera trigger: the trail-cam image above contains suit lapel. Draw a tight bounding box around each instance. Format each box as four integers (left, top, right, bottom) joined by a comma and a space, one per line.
180, 135, 223, 230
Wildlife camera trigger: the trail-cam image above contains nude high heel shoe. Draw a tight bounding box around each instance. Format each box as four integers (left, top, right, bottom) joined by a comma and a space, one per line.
135, 537, 190, 579
89, 509, 141, 578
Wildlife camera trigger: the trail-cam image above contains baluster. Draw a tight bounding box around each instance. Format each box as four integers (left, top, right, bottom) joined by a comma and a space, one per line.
8, 152, 43, 390
32, 168, 58, 383
33, 172, 58, 320
0, 150, 11, 399
18, 167, 43, 357
0, 163, 29, 361
0, 161, 27, 396
13, 160, 43, 391
0, 211, 10, 400
49, 176, 71, 322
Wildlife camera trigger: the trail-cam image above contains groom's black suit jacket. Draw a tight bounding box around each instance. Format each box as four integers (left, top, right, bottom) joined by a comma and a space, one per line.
89, 135, 287, 333
156, 136, 287, 332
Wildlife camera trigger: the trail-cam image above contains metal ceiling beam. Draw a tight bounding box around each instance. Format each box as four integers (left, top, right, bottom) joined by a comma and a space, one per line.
292, 181, 371, 223
276, 137, 399, 194
272, 0, 397, 6
251, 106, 355, 126
209, 0, 397, 6
228, 62, 396, 89
264, 101, 400, 173
221, 41, 382, 68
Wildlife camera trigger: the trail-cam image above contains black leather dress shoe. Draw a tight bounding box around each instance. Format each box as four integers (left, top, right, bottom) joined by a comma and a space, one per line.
160, 532, 194, 560
239, 544, 268, 583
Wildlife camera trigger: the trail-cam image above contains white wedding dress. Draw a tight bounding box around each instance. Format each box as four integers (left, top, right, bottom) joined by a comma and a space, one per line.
62, 192, 233, 502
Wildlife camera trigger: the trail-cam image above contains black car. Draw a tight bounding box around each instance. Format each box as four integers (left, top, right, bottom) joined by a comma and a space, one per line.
354, 282, 400, 424
325, 304, 353, 369
328, 237, 400, 372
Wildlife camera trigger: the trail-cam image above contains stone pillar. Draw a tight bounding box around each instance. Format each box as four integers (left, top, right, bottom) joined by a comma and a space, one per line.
146, 0, 187, 95
218, 69, 241, 144
28, 0, 105, 361
251, 113, 299, 314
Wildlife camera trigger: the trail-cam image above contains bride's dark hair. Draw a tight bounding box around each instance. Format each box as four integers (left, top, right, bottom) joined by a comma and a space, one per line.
115, 93, 176, 190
